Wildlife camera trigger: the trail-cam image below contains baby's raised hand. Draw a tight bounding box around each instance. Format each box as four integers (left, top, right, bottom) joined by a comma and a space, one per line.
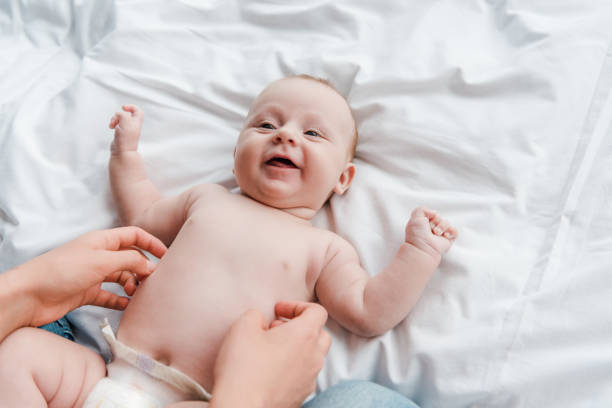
109, 105, 144, 155
405, 207, 457, 260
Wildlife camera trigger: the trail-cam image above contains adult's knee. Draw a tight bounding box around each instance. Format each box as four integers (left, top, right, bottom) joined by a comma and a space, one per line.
304, 380, 419, 408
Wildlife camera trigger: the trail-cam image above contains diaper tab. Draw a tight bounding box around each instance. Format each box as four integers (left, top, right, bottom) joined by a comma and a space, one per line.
100, 318, 211, 402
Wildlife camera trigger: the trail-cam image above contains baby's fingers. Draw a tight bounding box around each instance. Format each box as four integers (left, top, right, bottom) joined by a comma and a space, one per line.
109, 114, 119, 129
425, 210, 442, 229
410, 206, 426, 219
443, 226, 459, 241
411, 206, 440, 224
432, 218, 448, 236
429, 215, 458, 241
110, 109, 132, 128
122, 105, 144, 121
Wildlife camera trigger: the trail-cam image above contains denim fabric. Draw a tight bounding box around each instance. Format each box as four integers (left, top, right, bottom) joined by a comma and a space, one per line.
39, 316, 75, 341
304, 380, 419, 408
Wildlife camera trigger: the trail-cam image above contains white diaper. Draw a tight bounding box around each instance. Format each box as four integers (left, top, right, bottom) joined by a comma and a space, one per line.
83, 319, 211, 408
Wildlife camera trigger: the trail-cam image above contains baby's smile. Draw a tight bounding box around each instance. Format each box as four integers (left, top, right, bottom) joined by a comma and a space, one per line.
265, 156, 299, 169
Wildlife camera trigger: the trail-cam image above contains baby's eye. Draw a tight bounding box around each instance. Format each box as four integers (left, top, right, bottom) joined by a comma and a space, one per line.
305, 130, 321, 137
259, 123, 275, 130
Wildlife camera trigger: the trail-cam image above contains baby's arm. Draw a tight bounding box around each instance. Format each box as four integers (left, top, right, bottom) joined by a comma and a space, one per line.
108, 105, 198, 245
316, 207, 457, 337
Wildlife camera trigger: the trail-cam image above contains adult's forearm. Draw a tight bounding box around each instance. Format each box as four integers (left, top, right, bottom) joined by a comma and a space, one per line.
0, 266, 34, 343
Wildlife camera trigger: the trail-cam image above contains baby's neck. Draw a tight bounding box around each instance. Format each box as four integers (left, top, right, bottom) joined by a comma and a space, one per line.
234, 188, 316, 222
281, 206, 316, 221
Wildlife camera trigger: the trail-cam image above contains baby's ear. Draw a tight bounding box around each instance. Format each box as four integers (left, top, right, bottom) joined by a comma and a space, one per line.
333, 162, 355, 195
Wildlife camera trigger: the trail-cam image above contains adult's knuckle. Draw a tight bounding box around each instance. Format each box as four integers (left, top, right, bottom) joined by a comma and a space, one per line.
321, 331, 332, 349
134, 251, 148, 267
318, 305, 329, 319
301, 326, 319, 341
309, 303, 328, 319
314, 358, 325, 373
124, 226, 142, 241
308, 381, 317, 394
81, 230, 99, 243
125, 225, 140, 234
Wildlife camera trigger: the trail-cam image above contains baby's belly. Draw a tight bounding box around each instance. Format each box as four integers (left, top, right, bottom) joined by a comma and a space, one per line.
115, 255, 311, 393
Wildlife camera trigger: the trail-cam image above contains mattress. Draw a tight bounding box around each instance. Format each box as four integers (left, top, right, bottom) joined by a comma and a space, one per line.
1, 1, 612, 406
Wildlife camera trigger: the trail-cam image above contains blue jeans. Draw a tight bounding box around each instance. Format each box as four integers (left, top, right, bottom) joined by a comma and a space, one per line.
304, 380, 419, 408
39, 316, 74, 341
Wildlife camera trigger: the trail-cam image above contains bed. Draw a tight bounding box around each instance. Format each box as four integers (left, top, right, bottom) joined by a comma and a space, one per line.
2, 1, 612, 406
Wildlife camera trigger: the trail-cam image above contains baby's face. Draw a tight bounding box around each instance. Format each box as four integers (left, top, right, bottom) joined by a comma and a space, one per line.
234, 77, 355, 216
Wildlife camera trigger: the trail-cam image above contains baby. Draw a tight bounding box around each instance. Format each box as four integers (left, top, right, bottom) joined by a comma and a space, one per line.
0, 75, 457, 406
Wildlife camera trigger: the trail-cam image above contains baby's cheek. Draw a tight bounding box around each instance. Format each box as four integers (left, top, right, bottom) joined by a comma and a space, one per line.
233, 150, 258, 183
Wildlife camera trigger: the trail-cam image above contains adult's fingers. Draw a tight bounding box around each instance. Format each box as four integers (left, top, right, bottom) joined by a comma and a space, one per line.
276, 302, 331, 355
104, 270, 139, 296
90, 289, 130, 310
101, 248, 156, 280
234, 309, 268, 332
319, 329, 332, 354
99, 226, 167, 259
274, 301, 328, 328
269, 319, 287, 329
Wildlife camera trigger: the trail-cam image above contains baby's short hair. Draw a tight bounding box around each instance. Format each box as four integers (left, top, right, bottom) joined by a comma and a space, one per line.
288, 74, 358, 160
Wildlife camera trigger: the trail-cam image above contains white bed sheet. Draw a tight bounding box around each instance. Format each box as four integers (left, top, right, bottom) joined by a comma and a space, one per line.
2, 1, 612, 406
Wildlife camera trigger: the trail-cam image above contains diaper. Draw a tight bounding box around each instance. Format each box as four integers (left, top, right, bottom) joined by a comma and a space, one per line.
83, 319, 211, 408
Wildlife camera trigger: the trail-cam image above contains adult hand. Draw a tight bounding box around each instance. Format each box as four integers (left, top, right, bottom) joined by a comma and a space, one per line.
210, 301, 331, 408
0, 226, 167, 341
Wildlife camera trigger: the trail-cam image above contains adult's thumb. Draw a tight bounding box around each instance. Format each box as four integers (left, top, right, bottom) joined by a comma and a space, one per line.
235, 309, 268, 332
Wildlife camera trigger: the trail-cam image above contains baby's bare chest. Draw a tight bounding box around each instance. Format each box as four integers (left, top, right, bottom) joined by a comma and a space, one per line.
164, 193, 332, 293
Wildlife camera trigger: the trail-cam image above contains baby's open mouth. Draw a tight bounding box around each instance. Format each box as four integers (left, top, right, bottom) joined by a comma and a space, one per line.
266, 157, 298, 168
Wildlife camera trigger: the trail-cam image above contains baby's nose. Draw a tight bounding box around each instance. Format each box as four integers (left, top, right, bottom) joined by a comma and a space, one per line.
274, 129, 297, 145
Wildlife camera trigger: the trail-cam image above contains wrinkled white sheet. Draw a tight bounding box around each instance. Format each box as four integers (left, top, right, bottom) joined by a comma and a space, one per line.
2, 1, 612, 406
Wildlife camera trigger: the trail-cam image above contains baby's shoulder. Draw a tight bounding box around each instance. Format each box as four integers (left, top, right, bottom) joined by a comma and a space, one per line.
188, 183, 228, 200
315, 229, 358, 259
183, 183, 229, 214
